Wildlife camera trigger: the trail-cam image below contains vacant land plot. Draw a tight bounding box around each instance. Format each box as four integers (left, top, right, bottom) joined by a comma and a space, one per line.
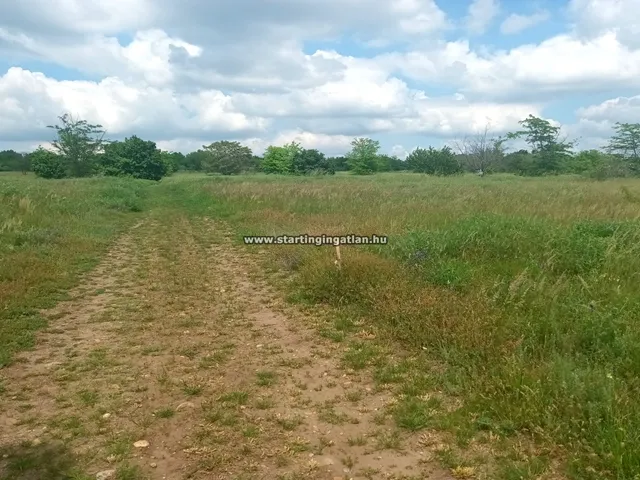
1, 172, 639, 480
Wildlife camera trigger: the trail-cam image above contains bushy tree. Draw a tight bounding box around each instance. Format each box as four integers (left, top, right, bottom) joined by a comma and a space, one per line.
98, 136, 167, 181
202, 141, 253, 175
29, 147, 67, 179
606, 122, 640, 172
506, 115, 575, 175
406, 146, 461, 175
261, 142, 302, 174
292, 148, 335, 175
47, 113, 107, 177
0, 150, 30, 173
562, 149, 609, 174
183, 150, 207, 171
160, 151, 185, 174
346, 138, 380, 175
249, 155, 263, 173
327, 156, 349, 172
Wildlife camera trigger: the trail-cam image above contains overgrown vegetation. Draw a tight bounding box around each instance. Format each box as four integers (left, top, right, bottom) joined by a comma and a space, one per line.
4, 113, 639, 180
0, 174, 149, 367
2, 118, 640, 478
189, 173, 640, 480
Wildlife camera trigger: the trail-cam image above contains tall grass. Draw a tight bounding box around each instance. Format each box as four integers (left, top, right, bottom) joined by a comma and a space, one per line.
3, 171, 640, 478
189, 172, 640, 479
0, 173, 150, 367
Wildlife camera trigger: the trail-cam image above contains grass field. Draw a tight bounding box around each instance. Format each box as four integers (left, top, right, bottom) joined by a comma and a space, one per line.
1, 171, 639, 480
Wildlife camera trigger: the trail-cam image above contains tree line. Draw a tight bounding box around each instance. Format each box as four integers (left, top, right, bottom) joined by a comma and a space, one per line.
1, 113, 639, 180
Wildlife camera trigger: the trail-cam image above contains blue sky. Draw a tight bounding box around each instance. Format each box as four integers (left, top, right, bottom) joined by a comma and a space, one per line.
0, 0, 638, 156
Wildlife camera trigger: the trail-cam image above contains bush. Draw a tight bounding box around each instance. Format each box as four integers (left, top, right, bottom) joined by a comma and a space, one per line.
98, 136, 168, 181
29, 147, 67, 179
292, 149, 335, 175
406, 146, 461, 175
202, 141, 253, 175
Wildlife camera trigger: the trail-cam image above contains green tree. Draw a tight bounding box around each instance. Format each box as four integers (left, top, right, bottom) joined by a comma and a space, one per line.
99, 136, 167, 181
0, 150, 30, 173
183, 150, 207, 171
562, 149, 609, 174
202, 141, 253, 175
29, 147, 67, 179
406, 146, 461, 175
327, 156, 349, 172
160, 151, 185, 174
346, 138, 380, 175
291, 149, 334, 175
261, 142, 302, 174
47, 113, 107, 177
389, 156, 407, 171
506, 115, 574, 175
606, 122, 640, 172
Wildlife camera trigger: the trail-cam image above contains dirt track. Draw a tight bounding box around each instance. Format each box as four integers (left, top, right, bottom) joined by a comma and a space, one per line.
0, 216, 453, 480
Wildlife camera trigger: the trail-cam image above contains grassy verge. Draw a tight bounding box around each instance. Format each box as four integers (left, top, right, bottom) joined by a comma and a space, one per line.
0, 173, 151, 367
189, 172, 640, 479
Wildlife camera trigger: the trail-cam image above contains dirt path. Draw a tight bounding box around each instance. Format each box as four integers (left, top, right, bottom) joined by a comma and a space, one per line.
0, 215, 453, 480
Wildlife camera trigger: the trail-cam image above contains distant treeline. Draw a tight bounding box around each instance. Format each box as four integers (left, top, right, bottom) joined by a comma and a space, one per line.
1, 114, 639, 180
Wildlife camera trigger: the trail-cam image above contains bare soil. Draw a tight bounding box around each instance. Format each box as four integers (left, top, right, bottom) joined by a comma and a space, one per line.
0, 216, 454, 480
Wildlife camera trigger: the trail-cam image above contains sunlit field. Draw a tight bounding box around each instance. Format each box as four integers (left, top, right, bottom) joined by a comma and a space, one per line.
2, 171, 640, 479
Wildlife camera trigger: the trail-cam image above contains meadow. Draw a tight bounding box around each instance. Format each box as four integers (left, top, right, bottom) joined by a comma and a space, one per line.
1, 171, 640, 479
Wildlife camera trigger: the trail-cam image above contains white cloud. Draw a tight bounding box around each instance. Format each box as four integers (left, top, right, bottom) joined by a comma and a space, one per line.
568, 0, 640, 47
391, 144, 410, 159
0, 67, 268, 142
0, 0, 638, 154
500, 11, 550, 35
466, 0, 500, 35
0, 0, 156, 35
383, 32, 640, 100
577, 95, 640, 124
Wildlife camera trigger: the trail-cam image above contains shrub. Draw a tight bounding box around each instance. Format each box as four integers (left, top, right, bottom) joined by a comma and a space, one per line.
98, 136, 168, 181
406, 146, 461, 175
29, 147, 67, 179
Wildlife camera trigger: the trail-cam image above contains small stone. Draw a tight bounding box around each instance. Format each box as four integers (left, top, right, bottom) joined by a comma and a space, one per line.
256, 344, 263, 348
150, 463, 158, 468
134, 440, 149, 448
96, 470, 116, 480
102, 413, 111, 419
106, 455, 116, 463
32, 438, 42, 446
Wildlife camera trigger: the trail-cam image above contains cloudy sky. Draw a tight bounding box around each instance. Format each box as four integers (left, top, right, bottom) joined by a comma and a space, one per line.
1, 0, 638, 157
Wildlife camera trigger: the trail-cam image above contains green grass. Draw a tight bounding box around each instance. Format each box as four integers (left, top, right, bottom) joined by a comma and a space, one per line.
0, 174, 150, 367
3, 171, 640, 479
187, 172, 640, 479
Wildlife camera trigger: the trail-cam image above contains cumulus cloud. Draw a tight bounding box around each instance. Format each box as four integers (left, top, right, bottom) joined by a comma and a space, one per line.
568, 0, 640, 47
0, 67, 268, 142
383, 33, 640, 101
0, 0, 638, 152
465, 0, 501, 35
500, 11, 550, 35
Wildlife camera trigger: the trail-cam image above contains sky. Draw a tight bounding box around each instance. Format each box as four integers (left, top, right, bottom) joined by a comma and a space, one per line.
0, 0, 639, 158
